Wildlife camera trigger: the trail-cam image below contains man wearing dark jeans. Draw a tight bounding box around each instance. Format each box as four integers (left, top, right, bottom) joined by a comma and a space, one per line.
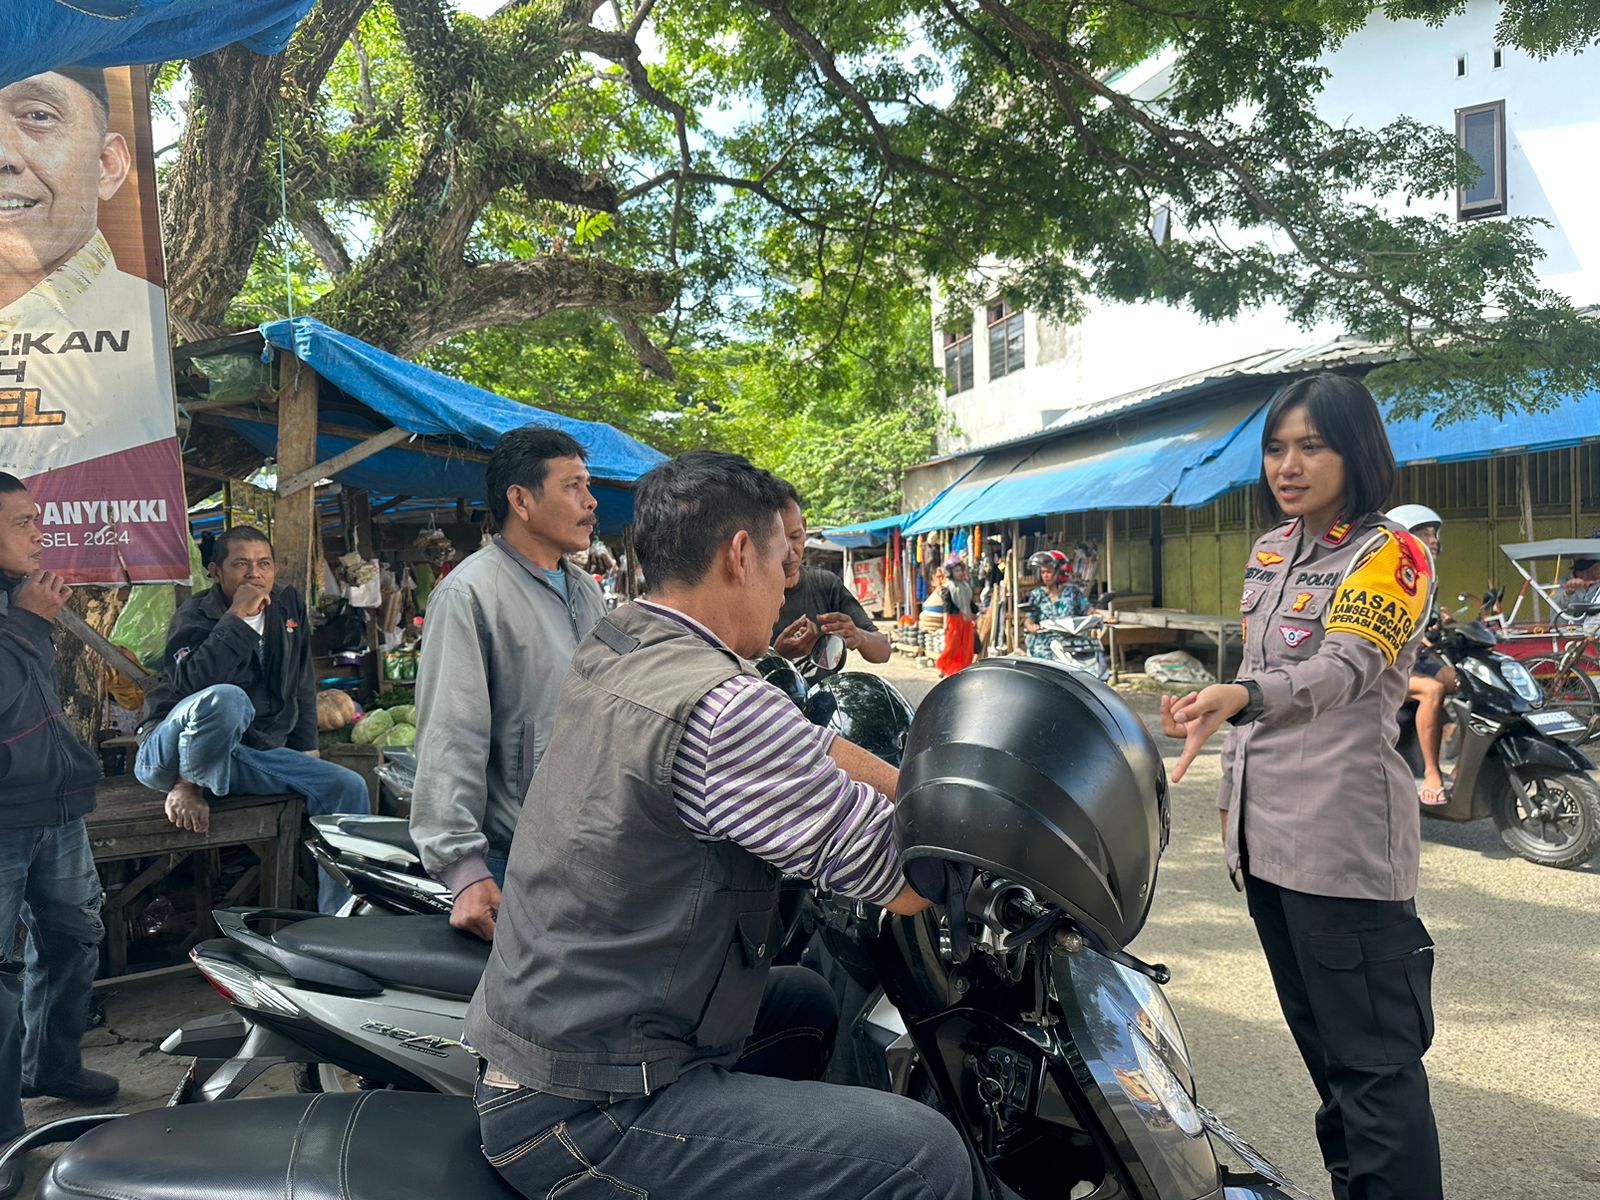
0, 473, 117, 1199
465, 451, 968, 1200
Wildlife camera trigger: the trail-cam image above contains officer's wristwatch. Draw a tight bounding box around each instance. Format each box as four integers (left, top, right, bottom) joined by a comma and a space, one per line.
1226, 679, 1264, 727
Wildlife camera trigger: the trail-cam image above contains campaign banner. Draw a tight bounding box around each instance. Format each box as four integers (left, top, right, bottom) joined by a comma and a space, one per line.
0, 64, 189, 583
851, 557, 885, 611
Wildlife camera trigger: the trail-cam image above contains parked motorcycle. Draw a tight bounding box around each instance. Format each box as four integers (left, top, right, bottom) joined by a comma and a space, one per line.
27, 658, 1308, 1200
163, 908, 484, 1100
1397, 613, 1600, 867
306, 813, 449, 916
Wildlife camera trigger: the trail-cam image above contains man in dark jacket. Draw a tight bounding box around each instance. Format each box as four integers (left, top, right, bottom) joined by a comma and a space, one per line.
135, 526, 366, 912
0, 472, 117, 1198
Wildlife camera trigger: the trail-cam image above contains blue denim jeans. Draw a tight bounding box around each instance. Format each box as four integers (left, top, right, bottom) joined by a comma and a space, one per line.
0, 819, 103, 1142
134, 685, 368, 913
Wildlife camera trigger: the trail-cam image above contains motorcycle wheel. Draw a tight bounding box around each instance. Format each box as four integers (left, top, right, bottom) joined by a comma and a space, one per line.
1522, 658, 1599, 745
293, 1062, 371, 1094
1492, 766, 1600, 868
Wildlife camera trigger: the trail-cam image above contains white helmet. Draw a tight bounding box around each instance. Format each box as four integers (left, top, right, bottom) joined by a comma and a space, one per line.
1386, 503, 1443, 532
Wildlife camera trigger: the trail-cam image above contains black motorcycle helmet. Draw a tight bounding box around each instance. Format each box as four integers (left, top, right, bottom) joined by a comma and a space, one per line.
755, 654, 809, 709
804, 673, 916, 766
896, 657, 1170, 951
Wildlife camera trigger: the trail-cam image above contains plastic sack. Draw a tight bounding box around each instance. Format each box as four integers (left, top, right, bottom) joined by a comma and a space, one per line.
1142, 650, 1212, 685
109, 536, 209, 667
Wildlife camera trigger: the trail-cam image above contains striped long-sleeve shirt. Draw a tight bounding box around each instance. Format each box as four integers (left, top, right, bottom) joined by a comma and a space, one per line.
638, 602, 905, 907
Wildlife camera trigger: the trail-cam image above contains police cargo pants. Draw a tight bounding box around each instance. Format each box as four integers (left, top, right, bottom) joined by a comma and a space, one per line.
1245, 875, 1442, 1200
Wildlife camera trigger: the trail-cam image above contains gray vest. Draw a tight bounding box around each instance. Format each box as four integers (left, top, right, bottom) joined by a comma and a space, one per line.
463, 602, 782, 1100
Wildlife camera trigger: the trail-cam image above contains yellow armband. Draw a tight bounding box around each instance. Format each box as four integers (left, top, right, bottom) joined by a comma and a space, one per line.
1324, 529, 1434, 665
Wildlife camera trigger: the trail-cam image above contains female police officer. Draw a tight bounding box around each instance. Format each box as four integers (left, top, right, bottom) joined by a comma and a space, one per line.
1162, 374, 1443, 1200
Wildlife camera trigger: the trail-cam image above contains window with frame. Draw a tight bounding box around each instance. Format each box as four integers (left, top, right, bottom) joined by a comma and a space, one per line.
942, 325, 974, 394
987, 299, 1025, 379
1456, 100, 1506, 219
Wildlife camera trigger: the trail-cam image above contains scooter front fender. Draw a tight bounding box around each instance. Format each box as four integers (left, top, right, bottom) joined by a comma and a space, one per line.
1220, 1178, 1310, 1200
1497, 733, 1594, 775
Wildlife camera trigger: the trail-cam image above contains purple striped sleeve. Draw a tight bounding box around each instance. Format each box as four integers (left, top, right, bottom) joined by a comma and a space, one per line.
672, 675, 904, 906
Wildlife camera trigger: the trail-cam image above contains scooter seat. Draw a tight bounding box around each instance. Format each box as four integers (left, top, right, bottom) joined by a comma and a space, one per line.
331, 815, 419, 855
273, 914, 489, 998
41, 1092, 521, 1200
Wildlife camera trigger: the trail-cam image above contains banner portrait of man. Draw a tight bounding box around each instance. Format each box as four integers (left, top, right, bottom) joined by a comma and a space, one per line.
0, 63, 189, 583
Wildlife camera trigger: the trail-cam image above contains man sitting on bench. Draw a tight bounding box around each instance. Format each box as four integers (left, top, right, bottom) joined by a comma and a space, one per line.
134, 527, 367, 913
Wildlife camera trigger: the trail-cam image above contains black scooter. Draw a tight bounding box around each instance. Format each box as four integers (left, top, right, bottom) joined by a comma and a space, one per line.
1397, 614, 1600, 868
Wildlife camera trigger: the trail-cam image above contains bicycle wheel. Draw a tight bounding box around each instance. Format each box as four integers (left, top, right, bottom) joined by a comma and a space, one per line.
1526, 656, 1600, 744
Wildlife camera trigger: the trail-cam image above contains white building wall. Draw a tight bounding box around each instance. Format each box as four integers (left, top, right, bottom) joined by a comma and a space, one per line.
933, 0, 1600, 449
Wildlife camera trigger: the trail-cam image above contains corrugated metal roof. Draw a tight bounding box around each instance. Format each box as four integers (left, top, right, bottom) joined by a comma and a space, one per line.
914, 334, 1399, 468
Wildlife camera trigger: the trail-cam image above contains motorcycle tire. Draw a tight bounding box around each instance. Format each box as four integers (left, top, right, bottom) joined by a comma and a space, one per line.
293, 1062, 372, 1095
1491, 766, 1600, 868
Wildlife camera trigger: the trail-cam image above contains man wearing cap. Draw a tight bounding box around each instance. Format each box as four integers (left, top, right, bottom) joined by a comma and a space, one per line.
1560, 536, 1600, 614
0, 67, 170, 409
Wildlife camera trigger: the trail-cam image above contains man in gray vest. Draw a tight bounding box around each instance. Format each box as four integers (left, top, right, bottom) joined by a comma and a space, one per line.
465, 451, 970, 1200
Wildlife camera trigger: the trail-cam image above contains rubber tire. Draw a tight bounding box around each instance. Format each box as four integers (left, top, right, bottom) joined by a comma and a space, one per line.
1491, 766, 1600, 868
293, 1062, 366, 1094
1523, 657, 1600, 745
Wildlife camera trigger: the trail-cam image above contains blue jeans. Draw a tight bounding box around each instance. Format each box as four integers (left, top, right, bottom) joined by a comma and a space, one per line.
0, 819, 103, 1142
134, 685, 368, 913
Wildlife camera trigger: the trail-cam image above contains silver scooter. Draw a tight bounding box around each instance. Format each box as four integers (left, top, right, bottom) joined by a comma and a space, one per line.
1034, 613, 1111, 680
162, 909, 484, 1101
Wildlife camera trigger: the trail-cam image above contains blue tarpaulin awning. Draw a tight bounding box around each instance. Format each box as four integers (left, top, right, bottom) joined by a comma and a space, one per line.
1171, 388, 1600, 507
817, 513, 909, 549
227, 318, 666, 533
3, 0, 314, 86
903, 399, 1264, 534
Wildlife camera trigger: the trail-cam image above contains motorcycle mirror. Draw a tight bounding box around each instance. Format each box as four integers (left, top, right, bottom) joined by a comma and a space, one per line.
813, 633, 846, 674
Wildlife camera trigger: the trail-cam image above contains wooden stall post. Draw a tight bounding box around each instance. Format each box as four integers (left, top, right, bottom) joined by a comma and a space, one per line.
274, 350, 320, 599
1008, 519, 1022, 654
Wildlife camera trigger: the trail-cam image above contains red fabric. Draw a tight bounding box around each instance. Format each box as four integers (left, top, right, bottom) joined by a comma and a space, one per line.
937, 613, 976, 676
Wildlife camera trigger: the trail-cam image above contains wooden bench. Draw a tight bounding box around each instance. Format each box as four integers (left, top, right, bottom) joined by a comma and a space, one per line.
86, 779, 305, 979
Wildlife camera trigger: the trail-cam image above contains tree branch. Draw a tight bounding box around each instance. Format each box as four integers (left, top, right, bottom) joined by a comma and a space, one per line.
396, 255, 675, 356
295, 207, 353, 277
608, 311, 675, 379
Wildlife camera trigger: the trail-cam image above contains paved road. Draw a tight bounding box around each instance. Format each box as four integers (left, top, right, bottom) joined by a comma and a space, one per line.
25, 649, 1599, 1197
860, 649, 1600, 1198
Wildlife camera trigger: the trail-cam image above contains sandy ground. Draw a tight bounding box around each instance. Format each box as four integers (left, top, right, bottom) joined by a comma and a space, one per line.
16, 647, 1600, 1197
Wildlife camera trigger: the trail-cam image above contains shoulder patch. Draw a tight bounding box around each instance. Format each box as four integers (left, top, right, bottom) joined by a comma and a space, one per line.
1324, 530, 1434, 665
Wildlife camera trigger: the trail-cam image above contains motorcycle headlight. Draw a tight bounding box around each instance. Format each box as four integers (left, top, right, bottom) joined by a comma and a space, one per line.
1116, 961, 1192, 1071
1115, 1028, 1205, 1137
1496, 656, 1544, 704
1458, 657, 1504, 692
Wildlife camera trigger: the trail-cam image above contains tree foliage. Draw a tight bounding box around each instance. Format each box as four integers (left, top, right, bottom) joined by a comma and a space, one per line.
160, 0, 1600, 512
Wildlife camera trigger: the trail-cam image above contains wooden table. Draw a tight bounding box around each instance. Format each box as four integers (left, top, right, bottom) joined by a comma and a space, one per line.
1110, 608, 1244, 682
86, 779, 305, 978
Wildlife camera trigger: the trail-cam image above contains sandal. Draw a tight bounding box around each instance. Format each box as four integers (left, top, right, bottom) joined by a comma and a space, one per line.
1418, 782, 1449, 807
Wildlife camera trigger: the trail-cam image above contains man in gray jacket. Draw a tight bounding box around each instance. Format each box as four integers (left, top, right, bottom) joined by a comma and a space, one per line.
410, 427, 606, 940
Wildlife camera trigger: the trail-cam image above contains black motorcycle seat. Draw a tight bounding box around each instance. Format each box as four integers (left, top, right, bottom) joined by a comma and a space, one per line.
41, 1092, 521, 1200
273, 914, 489, 998
333, 815, 418, 855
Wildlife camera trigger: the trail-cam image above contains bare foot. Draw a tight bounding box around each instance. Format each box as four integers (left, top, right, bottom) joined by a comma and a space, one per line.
165, 781, 212, 833
1419, 774, 1449, 807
